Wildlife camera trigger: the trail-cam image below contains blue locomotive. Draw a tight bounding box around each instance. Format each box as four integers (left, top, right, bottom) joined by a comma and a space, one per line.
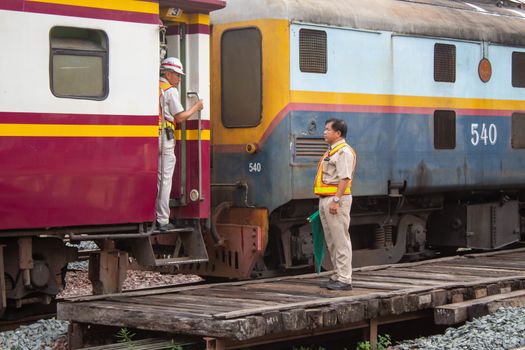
192, 0, 525, 278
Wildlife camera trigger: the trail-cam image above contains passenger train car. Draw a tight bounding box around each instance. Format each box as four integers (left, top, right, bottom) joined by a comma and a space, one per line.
1, 0, 525, 316
0, 0, 224, 316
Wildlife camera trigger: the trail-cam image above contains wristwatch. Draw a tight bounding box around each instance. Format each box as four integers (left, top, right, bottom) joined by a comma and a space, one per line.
333, 196, 340, 203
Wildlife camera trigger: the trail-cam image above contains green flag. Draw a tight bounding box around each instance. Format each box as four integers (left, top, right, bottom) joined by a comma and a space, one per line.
308, 210, 325, 274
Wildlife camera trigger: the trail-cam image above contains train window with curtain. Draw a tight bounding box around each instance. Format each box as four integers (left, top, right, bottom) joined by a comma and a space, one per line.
221, 27, 262, 128
50, 27, 108, 100
434, 110, 456, 149
512, 113, 525, 148
434, 43, 456, 83
512, 52, 525, 88
299, 29, 327, 73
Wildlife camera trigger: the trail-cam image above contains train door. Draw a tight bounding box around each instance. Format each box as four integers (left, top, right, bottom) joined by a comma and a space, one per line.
160, 9, 212, 220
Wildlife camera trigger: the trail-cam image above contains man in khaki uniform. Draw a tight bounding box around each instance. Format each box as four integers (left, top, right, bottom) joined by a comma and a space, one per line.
313, 118, 357, 290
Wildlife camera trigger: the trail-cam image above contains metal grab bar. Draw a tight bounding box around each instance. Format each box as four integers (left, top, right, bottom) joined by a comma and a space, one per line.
187, 91, 203, 201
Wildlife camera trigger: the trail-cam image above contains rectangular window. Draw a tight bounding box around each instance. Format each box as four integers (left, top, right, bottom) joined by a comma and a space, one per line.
434, 110, 456, 149
512, 52, 525, 88
434, 43, 456, 83
299, 29, 327, 73
512, 113, 525, 148
50, 27, 108, 100
221, 28, 262, 128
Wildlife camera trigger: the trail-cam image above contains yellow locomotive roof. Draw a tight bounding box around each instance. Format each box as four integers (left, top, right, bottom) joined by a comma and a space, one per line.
212, 0, 525, 46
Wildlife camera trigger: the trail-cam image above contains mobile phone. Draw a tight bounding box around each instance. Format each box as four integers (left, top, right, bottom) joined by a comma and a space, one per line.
165, 127, 174, 140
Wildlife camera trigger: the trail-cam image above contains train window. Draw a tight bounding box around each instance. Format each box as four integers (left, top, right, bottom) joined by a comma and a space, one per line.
511, 113, 525, 148
434, 110, 456, 149
434, 44, 456, 83
221, 28, 262, 128
49, 27, 108, 100
299, 29, 327, 73
512, 52, 525, 88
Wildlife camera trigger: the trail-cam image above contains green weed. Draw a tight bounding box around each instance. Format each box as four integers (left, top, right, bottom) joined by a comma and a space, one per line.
116, 327, 136, 348
356, 334, 392, 350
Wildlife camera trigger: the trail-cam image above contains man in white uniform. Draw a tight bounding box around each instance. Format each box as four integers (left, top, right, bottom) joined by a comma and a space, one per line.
157, 57, 203, 231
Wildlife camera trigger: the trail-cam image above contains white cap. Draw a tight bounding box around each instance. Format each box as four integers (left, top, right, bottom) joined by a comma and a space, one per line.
161, 57, 185, 75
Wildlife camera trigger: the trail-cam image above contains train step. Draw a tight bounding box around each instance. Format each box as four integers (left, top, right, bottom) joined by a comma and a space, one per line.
154, 257, 208, 266
131, 224, 209, 267
152, 226, 194, 234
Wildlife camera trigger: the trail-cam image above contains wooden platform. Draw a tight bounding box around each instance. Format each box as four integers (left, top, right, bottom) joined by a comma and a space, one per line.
58, 248, 525, 348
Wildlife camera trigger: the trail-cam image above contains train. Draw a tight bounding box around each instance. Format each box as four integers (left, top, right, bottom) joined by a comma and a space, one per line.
1, 0, 525, 316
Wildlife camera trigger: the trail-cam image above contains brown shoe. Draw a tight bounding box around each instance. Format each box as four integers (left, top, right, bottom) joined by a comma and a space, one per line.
326, 280, 353, 290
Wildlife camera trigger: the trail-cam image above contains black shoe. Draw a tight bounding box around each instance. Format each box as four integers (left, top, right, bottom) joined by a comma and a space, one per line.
320, 279, 336, 288
326, 280, 353, 291
158, 223, 175, 232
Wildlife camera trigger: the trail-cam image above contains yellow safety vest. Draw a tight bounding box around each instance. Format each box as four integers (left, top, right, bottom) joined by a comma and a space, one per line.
313, 142, 357, 196
159, 80, 175, 130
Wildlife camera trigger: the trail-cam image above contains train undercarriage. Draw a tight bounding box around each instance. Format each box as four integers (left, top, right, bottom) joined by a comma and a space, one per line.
258, 191, 524, 278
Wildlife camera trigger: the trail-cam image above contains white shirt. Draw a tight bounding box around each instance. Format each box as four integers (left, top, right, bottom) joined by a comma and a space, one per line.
160, 77, 184, 123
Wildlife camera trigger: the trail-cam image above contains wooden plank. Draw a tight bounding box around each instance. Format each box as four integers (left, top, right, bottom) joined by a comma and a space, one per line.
352, 274, 444, 286
463, 247, 525, 258
414, 264, 525, 277
305, 308, 323, 329
262, 311, 283, 334
281, 309, 307, 331
245, 279, 401, 293
143, 293, 280, 309
182, 287, 315, 303
406, 292, 433, 312
212, 275, 525, 319
109, 296, 245, 314
351, 280, 418, 290
469, 295, 525, 320
242, 282, 333, 295
59, 300, 212, 322
444, 258, 525, 270
269, 277, 412, 290
102, 296, 219, 316
434, 289, 525, 325
379, 295, 408, 316
355, 269, 481, 282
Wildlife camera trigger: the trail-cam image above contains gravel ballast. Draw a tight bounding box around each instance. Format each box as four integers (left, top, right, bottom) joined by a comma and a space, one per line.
395, 306, 525, 350
0, 318, 69, 350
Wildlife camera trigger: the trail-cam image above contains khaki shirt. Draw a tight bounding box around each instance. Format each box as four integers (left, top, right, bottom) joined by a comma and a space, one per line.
322, 139, 356, 185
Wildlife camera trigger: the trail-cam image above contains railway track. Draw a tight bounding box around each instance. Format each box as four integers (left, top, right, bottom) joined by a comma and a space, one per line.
0, 311, 57, 332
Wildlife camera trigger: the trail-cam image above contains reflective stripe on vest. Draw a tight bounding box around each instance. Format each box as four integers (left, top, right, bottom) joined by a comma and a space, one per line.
159, 80, 175, 130
313, 142, 357, 196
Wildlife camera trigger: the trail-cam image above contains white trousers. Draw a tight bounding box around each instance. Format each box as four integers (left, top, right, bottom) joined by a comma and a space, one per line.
319, 195, 353, 284
156, 134, 175, 225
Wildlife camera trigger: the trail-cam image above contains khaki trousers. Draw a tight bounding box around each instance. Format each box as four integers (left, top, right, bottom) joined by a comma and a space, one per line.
156, 134, 175, 225
319, 195, 353, 284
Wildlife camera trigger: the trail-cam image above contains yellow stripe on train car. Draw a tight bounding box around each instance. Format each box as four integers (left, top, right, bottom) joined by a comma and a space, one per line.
174, 129, 211, 141
28, 0, 159, 14
291, 91, 525, 111
0, 124, 159, 137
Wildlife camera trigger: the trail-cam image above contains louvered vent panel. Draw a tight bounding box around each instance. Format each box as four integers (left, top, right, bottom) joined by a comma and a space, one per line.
295, 137, 327, 157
